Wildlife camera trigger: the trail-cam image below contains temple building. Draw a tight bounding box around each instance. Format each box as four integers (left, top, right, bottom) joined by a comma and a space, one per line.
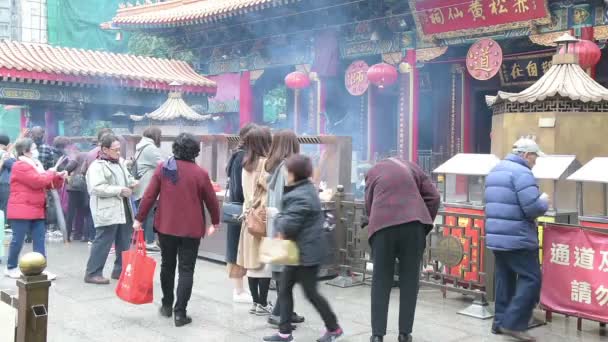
0, 39, 215, 137
103, 0, 608, 170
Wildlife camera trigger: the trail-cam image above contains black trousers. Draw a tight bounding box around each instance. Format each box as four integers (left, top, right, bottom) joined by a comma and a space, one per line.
279, 265, 338, 334
158, 232, 201, 315
371, 223, 426, 337
66, 190, 87, 240
248, 277, 271, 306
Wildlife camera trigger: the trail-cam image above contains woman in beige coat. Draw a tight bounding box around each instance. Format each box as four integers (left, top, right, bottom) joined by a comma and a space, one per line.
237, 126, 273, 315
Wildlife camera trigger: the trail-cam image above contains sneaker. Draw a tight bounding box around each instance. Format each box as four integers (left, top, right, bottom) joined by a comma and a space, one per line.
263, 333, 294, 342
499, 328, 536, 342
267, 316, 297, 330
43, 271, 57, 281
4, 267, 21, 279
256, 303, 274, 316
146, 243, 160, 252
234, 290, 253, 303
317, 327, 344, 342
249, 303, 259, 314
109, 246, 115, 254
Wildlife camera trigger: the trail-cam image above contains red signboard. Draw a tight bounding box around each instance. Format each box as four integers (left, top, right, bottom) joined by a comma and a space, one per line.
344, 60, 369, 96
541, 223, 608, 323
466, 38, 503, 80
410, 0, 550, 40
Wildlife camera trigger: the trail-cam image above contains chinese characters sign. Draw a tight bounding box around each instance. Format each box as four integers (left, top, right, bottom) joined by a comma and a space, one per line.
410, 0, 550, 40
345, 60, 369, 96
466, 38, 503, 80
499, 53, 553, 86
541, 224, 608, 323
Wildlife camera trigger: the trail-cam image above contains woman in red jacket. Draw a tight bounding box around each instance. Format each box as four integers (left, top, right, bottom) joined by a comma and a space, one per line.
4, 138, 66, 280
135, 133, 220, 327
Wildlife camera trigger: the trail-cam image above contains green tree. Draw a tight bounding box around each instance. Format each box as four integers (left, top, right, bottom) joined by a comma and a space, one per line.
128, 32, 195, 63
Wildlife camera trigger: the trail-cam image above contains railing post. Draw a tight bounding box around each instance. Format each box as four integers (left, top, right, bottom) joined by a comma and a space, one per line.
327, 185, 363, 288
16, 252, 51, 342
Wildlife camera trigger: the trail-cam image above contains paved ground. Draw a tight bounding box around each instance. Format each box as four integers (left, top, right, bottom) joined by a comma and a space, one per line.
1, 242, 607, 342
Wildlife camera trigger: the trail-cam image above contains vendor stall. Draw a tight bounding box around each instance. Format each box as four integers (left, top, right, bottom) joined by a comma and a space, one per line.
425, 153, 499, 319
532, 155, 579, 263
567, 157, 608, 229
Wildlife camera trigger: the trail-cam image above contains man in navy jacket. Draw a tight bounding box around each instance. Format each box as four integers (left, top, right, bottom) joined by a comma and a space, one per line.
484, 138, 548, 342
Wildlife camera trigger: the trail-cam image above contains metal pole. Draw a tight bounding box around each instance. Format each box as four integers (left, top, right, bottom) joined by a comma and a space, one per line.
552, 179, 558, 212
604, 183, 608, 216
577, 182, 584, 216
465, 175, 470, 204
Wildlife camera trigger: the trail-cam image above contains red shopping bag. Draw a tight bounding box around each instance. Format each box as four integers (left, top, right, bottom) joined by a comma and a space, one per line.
115, 230, 156, 304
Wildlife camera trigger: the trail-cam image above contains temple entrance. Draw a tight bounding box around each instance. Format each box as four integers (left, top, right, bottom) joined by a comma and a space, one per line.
472, 90, 494, 154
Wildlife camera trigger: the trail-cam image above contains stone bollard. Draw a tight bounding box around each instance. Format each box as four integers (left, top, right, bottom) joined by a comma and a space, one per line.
16, 252, 51, 342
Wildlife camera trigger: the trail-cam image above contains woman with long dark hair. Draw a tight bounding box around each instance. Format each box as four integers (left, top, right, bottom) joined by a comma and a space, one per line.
264, 130, 305, 327
135, 133, 220, 327
236, 126, 273, 315
225, 123, 256, 303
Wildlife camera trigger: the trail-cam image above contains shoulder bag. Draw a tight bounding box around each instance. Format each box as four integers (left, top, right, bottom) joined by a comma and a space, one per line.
245, 160, 267, 238
222, 181, 244, 224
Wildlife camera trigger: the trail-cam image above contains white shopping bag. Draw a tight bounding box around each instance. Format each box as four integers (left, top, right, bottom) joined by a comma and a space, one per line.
0, 300, 16, 342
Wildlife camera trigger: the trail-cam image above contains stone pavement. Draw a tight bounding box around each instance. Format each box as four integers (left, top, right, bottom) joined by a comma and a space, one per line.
1, 243, 606, 342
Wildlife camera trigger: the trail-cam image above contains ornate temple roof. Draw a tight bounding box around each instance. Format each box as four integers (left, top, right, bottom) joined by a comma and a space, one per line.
131, 91, 211, 122
486, 55, 608, 106
110, 0, 300, 29
0, 40, 216, 93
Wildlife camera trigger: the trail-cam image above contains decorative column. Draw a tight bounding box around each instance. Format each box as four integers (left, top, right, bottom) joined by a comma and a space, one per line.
367, 85, 376, 161
239, 71, 253, 128
397, 49, 419, 162
448, 64, 466, 157
64, 102, 84, 137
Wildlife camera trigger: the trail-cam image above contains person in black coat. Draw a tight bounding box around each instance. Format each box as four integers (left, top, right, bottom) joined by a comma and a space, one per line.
225, 123, 256, 303
263, 154, 343, 342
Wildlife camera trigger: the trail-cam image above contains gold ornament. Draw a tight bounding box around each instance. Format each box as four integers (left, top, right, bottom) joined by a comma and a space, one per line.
19, 252, 47, 276
399, 62, 412, 74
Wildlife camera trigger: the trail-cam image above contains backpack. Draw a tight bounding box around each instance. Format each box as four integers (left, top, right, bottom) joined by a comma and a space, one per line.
129, 145, 150, 180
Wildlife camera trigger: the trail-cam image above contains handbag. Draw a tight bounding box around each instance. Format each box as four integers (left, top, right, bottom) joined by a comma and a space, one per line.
116, 230, 157, 305
259, 238, 299, 265
227, 263, 247, 279
48, 189, 68, 242
222, 181, 243, 224
245, 160, 267, 238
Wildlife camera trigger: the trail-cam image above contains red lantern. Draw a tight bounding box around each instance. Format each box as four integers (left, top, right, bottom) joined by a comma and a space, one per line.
285, 71, 310, 89
367, 63, 398, 88
564, 39, 602, 69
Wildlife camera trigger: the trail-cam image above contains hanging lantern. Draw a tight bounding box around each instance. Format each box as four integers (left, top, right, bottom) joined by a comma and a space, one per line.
285, 71, 310, 89
561, 39, 602, 69
367, 63, 398, 88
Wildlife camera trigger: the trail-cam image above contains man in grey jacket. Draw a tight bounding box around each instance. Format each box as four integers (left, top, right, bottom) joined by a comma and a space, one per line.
133, 127, 164, 251
84, 134, 138, 285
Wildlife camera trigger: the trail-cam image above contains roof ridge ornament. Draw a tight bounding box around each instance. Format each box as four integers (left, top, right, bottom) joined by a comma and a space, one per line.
553, 32, 579, 65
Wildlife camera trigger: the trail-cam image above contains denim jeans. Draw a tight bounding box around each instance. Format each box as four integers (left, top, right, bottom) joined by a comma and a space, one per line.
493, 249, 541, 332
7, 219, 46, 270
85, 222, 132, 278
135, 199, 156, 244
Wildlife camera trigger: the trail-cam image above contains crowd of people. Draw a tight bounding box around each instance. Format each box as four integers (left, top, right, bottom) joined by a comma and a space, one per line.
0, 122, 544, 342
